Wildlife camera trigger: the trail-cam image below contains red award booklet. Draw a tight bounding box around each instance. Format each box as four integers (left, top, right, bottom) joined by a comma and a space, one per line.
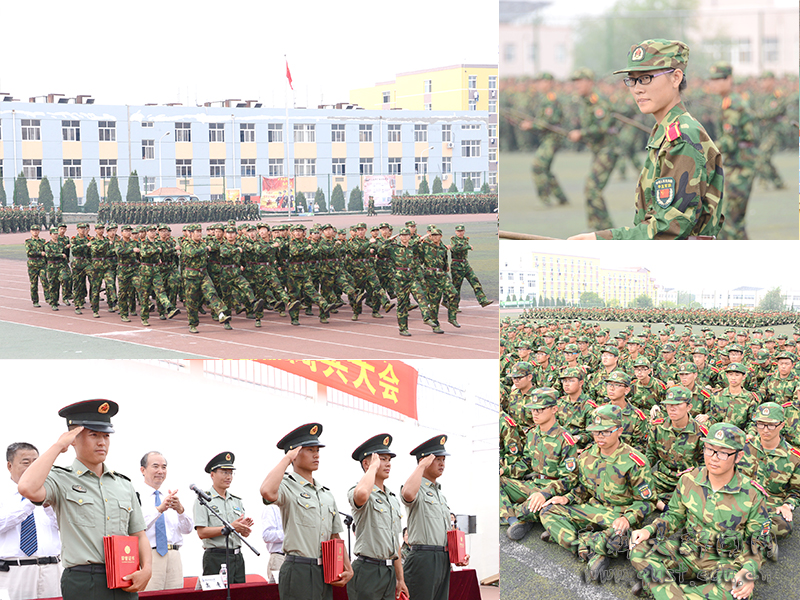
321, 538, 345, 584
103, 535, 139, 588
447, 529, 466, 564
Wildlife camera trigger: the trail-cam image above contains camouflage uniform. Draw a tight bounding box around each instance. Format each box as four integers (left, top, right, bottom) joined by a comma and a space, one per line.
630, 376, 667, 412
70, 228, 92, 312
420, 232, 458, 330
384, 230, 434, 335
182, 228, 229, 331
114, 232, 139, 320
25, 228, 48, 306
347, 230, 391, 319
137, 234, 176, 324
705, 380, 760, 431
530, 84, 568, 206
44, 233, 71, 308
286, 227, 329, 325
448, 228, 490, 309
89, 230, 117, 315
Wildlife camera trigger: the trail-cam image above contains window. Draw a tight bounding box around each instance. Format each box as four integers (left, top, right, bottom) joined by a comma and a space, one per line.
241, 159, 256, 177
210, 194, 225, 201
294, 124, 315, 143
462, 172, 481, 188
468, 99, 477, 111
23, 159, 42, 180
424, 103, 432, 111
331, 124, 345, 142
268, 159, 283, 176
441, 124, 451, 142
142, 140, 154, 160
763, 37, 778, 62
99, 159, 117, 178
462, 124, 481, 130
462, 140, 480, 157
0, 160, 2, 179
209, 123, 225, 143
388, 157, 401, 175
359, 158, 373, 175
62, 120, 80, 141
442, 157, 451, 174
98, 121, 116, 141
359, 124, 373, 142
736, 38, 751, 63
489, 148, 497, 162
63, 159, 82, 178
240, 123, 255, 143
176, 159, 192, 177
382, 91, 391, 103
414, 124, 428, 142
332, 158, 346, 175
21, 119, 40, 141
294, 158, 316, 176
175, 122, 191, 142
468, 75, 477, 89
529, 44, 537, 62
489, 100, 497, 113
424, 80, 432, 93
415, 157, 427, 174
142, 121, 154, 128
387, 124, 401, 142
489, 172, 497, 186
489, 76, 497, 90
143, 176, 155, 193
210, 159, 225, 178
489, 124, 497, 139
268, 123, 283, 142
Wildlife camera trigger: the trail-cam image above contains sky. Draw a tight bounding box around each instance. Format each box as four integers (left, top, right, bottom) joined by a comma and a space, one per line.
0, 0, 498, 108
501, 240, 797, 292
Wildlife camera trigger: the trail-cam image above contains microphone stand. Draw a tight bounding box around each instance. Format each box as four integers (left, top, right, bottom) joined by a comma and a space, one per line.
192, 487, 261, 600
339, 511, 354, 558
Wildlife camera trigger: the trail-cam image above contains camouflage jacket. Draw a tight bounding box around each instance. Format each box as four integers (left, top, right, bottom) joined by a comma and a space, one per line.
645, 418, 706, 484
500, 412, 528, 479
705, 388, 760, 430
523, 422, 578, 483
69, 235, 90, 260
448, 236, 472, 263
25, 237, 46, 261
758, 373, 799, 405
718, 93, 756, 168
739, 437, 800, 510
630, 376, 666, 411
420, 239, 449, 273
181, 240, 210, 277
114, 239, 139, 266
555, 393, 595, 449
576, 91, 617, 154
504, 386, 534, 428
601, 400, 649, 451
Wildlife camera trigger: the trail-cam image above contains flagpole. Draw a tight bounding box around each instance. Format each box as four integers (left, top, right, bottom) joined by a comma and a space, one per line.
285, 54, 291, 220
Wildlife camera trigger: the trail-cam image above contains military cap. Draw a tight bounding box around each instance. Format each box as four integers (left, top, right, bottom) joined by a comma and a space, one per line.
379, 222, 391, 229
677, 362, 697, 374
291, 224, 306, 231
525, 388, 558, 410
398, 227, 411, 235
405, 220, 416, 227
454, 224, 465, 231
570, 67, 595, 80
30, 224, 40, 231
614, 332, 626, 340
213, 223, 225, 230
668, 335, 680, 343
58, 399, 118, 433
355, 222, 367, 229
702, 423, 745, 451
627, 337, 642, 345
370, 225, 379, 231
717, 348, 729, 357
48, 226, 58, 234
543, 332, 555, 339
337, 228, 347, 235
564, 343, 579, 353
351, 434, 395, 461
257, 222, 270, 230
182, 225, 189, 231
662, 343, 676, 353
95, 223, 105, 229
104, 222, 117, 230
534, 345, 551, 355
587, 404, 622, 431
605, 370, 631, 386
786, 340, 796, 348
777, 334, 789, 341
601, 345, 619, 357
429, 228, 443, 235
557, 336, 569, 344
204, 451, 236, 473
227, 220, 236, 226
633, 356, 652, 368
509, 361, 534, 378
664, 386, 692, 404
765, 337, 777, 344
409, 435, 449, 459
754, 328, 764, 334
709, 61, 732, 79
776, 352, 795, 362
577, 336, 590, 343
726, 362, 748, 374
238, 223, 248, 231
691, 347, 708, 356
516, 340, 532, 349
277, 423, 325, 452
559, 366, 584, 380
754, 402, 784, 423
121, 224, 133, 231
727, 344, 744, 353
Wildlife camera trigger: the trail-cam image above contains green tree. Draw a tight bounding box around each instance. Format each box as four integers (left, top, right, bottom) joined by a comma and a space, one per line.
13, 172, 30, 206
315, 188, 327, 212
580, 291, 605, 307
660, 300, 677, 309
106, 176, 122, 204
447, 182, 458, 192
0, 178, 6, 206
676, 290, 695, 306
38, 176, 54, 210
127, 171, 142, 203
418, 176, 429, 194
607, 298, 620, 308
84, 178, 100, 213
331, 184, 345, 212
60, 179, 78, 212
480, 181, 490, 193
296, 191, 307, 212
348, 186, 363, 212
632, 294, 653, 308
463, 177, 474, 193
431, 176, 443, 194
758, 287, 785, 312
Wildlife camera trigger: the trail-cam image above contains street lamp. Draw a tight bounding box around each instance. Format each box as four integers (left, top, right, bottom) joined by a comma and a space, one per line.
419, 144, 435, 185
158, 131, 171, 191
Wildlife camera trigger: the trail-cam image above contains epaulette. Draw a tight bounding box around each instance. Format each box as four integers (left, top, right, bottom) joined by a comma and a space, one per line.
698, 424, 708, 436
782, 401, 792, 408
504, 415, 518, 428
710, 366, 720, 373
790, 447, 800, 459
562, 431, 576, 446
652, 418, 664, 424
677, 466, 694, 476
586, 399, 598, 409
633, 407, 646, 421
750, 480, 767, 496
657, 380, 667, 390
112, 471, 131, 482
750, 392, 759, 402
700, 389, 711, 399
722, 97, 732, 110
629, 451, 646, 467
53, 465, 73, 472
666, 122, 681, 142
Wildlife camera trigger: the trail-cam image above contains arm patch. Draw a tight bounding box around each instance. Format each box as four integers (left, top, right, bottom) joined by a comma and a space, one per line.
562, 431, 576, 446
629, 451, 646, 467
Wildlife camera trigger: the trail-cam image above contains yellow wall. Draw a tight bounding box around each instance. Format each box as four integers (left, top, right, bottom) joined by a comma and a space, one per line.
99, 142, 117, 159
62, 142, 82, 160
209, 143, 226, 160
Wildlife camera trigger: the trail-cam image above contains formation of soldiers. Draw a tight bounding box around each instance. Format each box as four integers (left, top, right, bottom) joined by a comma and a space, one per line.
98, 200, 261, 225
24, 219, 493, 336
391, 193, 498, 215
500, 317, 800, 596
1, 205, 61, 233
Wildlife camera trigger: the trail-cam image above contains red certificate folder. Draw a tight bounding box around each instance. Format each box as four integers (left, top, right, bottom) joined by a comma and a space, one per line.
103, 535, 139, 588
321, 538, 345, 584
447, 529, 466, 564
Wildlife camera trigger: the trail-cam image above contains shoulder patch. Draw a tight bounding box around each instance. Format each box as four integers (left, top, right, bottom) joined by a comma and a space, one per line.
629, 451, 646, 467
653, 177, 675, 208
722, 97, 731, 110
782, 401, 792, 408
633, 407, 646, 421
700, 389, 711, 398
710, 366, 720, 373
587, 399, 598, 409
504, 415, 517, 428
750, 392, 759, 402
562, 431, 576, 446
677, 466, 695, 476
657, 380, 667, 390
666, 122, 681, 142
652, 418, 664, 424
750, 480, 767, 496
698, 424, 709, 435
790, 447, 800, 459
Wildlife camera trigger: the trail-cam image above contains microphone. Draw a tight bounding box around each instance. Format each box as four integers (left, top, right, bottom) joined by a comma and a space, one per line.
190, 484, 211, 502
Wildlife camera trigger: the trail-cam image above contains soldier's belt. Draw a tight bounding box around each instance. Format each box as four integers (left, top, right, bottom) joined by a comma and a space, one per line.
356, 555, 395, 566
206, 548, 241, 555
247, 262, 272, 266
91, 257, 109, 261
396, 267, 412, 271
426, 268, 445, 272
0, 556, 60, 570
410, 545, 447, 552
46, 259, 66, 263
118, 262, 138, 267
66, 564, 106, 573
285, 554, 320, 565
451, 258, 466, 262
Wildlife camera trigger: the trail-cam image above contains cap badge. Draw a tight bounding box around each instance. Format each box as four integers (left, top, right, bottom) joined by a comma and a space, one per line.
383, 436, 390, 446
225, 453, 231, 461
98, 402, 110, 414
632, 46, 645, 62
310, 425, 319, 435
595, 416, 602, 424
762, 408, 770, 416
714, 430, 725, 440
440, 436, 446, 445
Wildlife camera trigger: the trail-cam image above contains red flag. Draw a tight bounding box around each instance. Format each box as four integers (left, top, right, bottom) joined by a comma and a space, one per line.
285, 60, 293, 90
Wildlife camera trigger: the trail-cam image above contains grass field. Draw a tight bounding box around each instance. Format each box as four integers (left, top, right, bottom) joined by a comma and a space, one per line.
499, 150, 799, 239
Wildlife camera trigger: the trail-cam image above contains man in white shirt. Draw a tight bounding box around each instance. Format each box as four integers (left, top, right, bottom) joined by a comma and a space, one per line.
138, 451, 194, 590
0, 443, 62, 600
261, 504, 284, 584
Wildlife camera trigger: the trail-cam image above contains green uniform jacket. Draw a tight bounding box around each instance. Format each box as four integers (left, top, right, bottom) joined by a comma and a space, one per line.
400, 477, 449, 547
347, 484, 402, 560
192, 488, 245, 549
739, 437, 800, 511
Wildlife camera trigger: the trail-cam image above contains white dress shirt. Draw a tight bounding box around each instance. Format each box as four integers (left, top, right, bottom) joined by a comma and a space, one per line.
0, 478, 61, 559
261, 504, 284, 554
139, 483, 194, 548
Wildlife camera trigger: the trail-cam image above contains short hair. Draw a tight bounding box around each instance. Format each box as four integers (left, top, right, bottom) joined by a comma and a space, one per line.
7, 443, 38, 463
140, 451, 165, 468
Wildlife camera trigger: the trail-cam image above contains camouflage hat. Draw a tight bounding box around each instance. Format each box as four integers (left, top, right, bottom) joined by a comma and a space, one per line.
534, 345, 551, 355
677, 362, 697, 374
535, 72, 555, 81
405, 220, 416, 227
516, 340, 533, 350
613, 39, 689, 75
559, 366, 584, 381
227, 220, 236, 226
709, 61, 732, 79
429, 228, 443, 236
777, 334, 789, 341
727, 344, 744, 354
156, 223, 168, 231
509, 361, 534, 378
355, 222, 367, 229
633, 356, 652, 368
370, 225, 379, 231
601, 345, 619, 357
30, 224, 40, 231
77, 222, 89, 229
223, 226, 236, 233
765, 327, 775, 333
662, 343, 676, 353
570, 67, 595, 81
48, 226, 58, 234
378, 222, 390, 229
398, 227, 411, 235
692, 347, 709, 356
543, 331, 555, 338
558, 336, 570, 344
605, 370, 631, 386
454, 224, 465, 231
121, 224, 133, 231
525, 387, 559, 410
776, 352, 796, 362
107, 222, 118, 229
754, 328, 764, 334
754, 402, 784, 423
726, 362, 748, 374
291, 224, 306, 231
586, 404, 623, 431
702, 423, 745, 451
257, 222, 270, 230
664, 386, 692, 404
95, 223, 105, 229
564, 343, 579, 353
577, 335, 590, 343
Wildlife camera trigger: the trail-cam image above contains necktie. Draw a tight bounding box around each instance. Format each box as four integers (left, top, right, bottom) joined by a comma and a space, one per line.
155, 490, 168, 556
20, 512, 37, 556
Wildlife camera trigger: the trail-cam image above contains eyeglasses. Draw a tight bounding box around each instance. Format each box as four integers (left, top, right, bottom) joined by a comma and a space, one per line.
530, 407, 553, 415
623, 69, 676, 87
755, 422, 782, 431
703, 447, 737, 460
592, 427, 619, 438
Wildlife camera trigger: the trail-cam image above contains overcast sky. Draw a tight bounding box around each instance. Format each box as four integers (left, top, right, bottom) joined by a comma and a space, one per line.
501, 240, 796, 292
0, 0, 498, 108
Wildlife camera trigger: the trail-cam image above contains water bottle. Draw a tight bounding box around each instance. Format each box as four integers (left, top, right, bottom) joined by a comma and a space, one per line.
219, 563, 228, 586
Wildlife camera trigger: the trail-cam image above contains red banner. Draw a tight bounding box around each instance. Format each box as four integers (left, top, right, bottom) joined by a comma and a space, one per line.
257, 360, 418, 419
260, 176, 295, 212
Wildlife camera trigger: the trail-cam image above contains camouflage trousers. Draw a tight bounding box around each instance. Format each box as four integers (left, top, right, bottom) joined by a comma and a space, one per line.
158, 266, 180, 311
451, 262, 488, 306
89, 261, 117, 313
755, 131, 784, 189
116, 265, 138, 318
719, 163, 755, 240
71, 258, 90, 308
183, 271, 228, 328
46, 261, 72, 306
27, 260, 48, 304
423, 271, 458, 326
652, 468, 680, 505
394, 271, 431, 332
532, 136, 567, 205
220, 265, 256, 314
351, 265, 388, 316
376, 261, 396, 298
630, 538, 755, 600
767, 505, 792, 540
138, 265, 173, 321
245, 265, 286, 319
320, 269, 356, 306
500, 476, 546, 522
540, 502, 633, 558
286, 270, 327, 320
585, 147, 618, 231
